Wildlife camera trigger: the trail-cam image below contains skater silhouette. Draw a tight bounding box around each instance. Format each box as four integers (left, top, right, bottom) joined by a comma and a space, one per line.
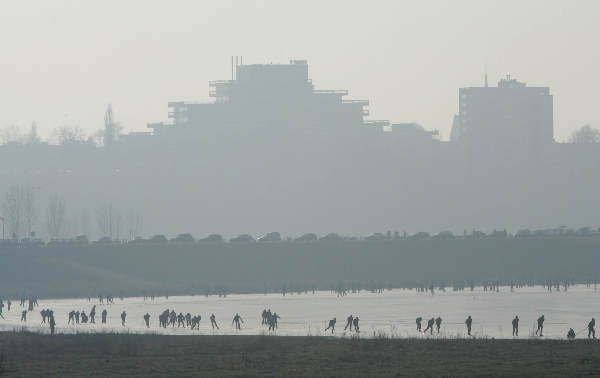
424, 318, 435, 335
324, 318, 337, 334
465, 316, 472, 336
535, 315, 544, 336
210, 313, 219, 329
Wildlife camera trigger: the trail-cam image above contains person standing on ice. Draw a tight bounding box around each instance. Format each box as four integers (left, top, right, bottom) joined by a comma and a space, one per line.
353, 316, 360, 332
232, 313, 244, 330
121, 310, 127, 326
90, 305, 96, 323
49, 314, 56, 335
465, 316, 473, 336
568, 328, 576, 340
144, 313, 150, 328
416, 317, 422, 332
512, 316, 519, 336
101, 309, 107, 324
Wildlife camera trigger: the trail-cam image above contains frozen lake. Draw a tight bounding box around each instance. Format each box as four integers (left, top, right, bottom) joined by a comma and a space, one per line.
1, 285, 599, 339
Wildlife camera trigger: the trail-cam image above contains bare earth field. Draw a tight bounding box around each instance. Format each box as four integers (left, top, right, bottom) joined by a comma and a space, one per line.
1, 332, 600, 377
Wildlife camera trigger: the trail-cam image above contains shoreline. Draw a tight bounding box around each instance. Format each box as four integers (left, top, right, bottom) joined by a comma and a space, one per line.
1, 331, 599, 377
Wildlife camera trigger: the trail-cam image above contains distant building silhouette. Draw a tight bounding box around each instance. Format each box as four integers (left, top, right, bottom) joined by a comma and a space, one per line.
148, 59, 389, 137
450, 75, 553, 146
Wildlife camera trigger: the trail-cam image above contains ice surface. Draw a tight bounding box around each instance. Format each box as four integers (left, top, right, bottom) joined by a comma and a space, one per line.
1, 285, 597, 339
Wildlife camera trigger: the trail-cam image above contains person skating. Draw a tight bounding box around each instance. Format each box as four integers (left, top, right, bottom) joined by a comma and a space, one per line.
344, 314, 354, 331
535, 315, 545, 336
416, 317, 422, 332
353, 316, 360, 333
210, 313, 219, 329
435, 317, 442, 333
144, 313, 150, 328
424, 318, 435, 335
121, 311, 127, 326
568, 328, 576, 340
101, 309, 107, 324
324, 317, 337, 334
589, 318, 596, 339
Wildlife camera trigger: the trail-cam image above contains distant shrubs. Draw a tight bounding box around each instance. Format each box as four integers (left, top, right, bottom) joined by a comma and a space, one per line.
151, 235, 168, 243
199, 234, 224, 243
230, 234, 255, 243
172, 233, 194, 243
295, 233, 317, 242
258, 232, 281, 242
2, 226, 600, 249
319, 233, 343, 241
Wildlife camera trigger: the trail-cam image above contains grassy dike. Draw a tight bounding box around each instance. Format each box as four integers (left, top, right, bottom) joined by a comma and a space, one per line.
2, 236, 600, 299
1, 331, 600, 377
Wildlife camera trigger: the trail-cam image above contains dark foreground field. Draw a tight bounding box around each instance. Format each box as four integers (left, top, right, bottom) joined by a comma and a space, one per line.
1, 332, 600, 377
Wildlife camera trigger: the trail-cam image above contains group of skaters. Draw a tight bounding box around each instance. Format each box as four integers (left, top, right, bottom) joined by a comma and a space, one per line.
1, 297, 39, 320
416, 316, 443, 334
3, 297, 600, 340
67, 306, 109, 325
412, 313, 596, 340
324, 314, 360, 334
261, 309, 280, 331
157, 309, 202, 330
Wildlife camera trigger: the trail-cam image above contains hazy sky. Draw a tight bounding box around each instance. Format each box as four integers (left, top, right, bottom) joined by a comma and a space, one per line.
1, 0, 598, 142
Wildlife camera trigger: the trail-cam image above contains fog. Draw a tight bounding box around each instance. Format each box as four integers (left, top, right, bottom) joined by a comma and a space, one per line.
1, 0, 599, 142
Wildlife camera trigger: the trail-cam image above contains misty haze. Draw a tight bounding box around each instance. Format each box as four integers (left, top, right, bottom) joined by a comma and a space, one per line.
1, 1, 600, 377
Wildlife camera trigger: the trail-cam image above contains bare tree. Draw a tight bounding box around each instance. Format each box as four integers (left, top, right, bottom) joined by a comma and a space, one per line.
103, 104, 122, 147
0, 125, 22, 145
96, 203, 120, 239
46, 194, 66, 239
2, 185, 24, 238
80, 209, 91, 237
23, 122, 41, 145
56, 126, 86, 146
126, 210, 143, 240
570, 125, 600, 144
23, 186, 37, 237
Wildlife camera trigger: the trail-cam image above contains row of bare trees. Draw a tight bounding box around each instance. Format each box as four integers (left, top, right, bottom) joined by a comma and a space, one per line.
0, 104, 123, 147
1, 185, 142, 240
